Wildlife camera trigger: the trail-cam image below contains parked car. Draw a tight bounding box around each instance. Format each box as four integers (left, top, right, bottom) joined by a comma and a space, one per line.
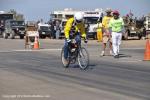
3, 19, 25, 39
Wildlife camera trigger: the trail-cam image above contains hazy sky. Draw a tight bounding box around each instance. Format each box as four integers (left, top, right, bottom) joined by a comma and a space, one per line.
0, 0, 150, 21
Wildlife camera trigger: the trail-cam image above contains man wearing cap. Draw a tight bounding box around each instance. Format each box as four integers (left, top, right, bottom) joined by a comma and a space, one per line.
96, 19, 103, 42
109, 10, 125, 58
101, 8, 113, 56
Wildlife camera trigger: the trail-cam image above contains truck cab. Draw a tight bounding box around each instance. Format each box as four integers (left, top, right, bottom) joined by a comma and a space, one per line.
83, 10, 103, 39
3, 19, 25, 39
38, 23, 51, 39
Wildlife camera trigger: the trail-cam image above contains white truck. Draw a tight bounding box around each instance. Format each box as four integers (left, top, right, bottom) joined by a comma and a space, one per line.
83, 9, 103, 39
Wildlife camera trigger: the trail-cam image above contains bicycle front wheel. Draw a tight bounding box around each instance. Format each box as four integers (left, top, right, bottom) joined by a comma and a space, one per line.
78, 47, 89, 70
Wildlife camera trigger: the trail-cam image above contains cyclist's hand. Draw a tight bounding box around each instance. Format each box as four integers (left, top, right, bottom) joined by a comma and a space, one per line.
66, 38, 71, 43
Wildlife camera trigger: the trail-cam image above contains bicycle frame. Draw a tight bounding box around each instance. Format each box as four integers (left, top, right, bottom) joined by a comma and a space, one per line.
61, 39, 89, 69
68, 42, 80, 64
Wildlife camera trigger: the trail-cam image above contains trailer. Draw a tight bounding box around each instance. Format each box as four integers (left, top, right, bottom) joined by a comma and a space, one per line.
25, 21, 39, 49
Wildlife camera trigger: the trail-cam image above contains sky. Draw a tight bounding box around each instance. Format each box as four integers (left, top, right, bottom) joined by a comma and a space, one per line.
0, 0, 150, 22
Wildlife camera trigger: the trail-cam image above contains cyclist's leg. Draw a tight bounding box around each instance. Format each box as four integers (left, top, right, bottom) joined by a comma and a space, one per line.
75, 34, 81, 45
64, 39, 69, 59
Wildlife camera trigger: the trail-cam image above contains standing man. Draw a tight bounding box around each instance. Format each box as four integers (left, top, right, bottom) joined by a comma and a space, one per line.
109, 10, 124, 58
96, 19, 103, 42
55, 20, 60, 39
101, 8, 113, 56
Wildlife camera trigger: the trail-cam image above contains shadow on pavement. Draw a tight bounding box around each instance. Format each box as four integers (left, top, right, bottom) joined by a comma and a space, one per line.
119, 54, 132, 58
69, 64, 96, 70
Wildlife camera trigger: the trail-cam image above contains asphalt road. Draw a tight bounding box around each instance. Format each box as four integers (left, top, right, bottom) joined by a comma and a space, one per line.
0, 38, 150, 100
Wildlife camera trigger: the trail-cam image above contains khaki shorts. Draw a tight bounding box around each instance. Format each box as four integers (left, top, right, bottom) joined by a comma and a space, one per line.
103, 35, 112, 43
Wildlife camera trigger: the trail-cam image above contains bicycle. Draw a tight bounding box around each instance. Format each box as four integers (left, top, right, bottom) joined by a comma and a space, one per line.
61, 39, 89, 70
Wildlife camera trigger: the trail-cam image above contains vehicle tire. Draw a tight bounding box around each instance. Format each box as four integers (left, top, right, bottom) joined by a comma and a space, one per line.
40, 35, 46, 39
0, 30, 2, 38
42, 35, 46, 39
10, 31, 15, 39
3, 32, 8, 39
61, 47, 70, 68
78, 47, 89, 70
124, 31, 128, 40
93, 33, 97, 40
138, 33, 142, 40
20, 35, 24, 39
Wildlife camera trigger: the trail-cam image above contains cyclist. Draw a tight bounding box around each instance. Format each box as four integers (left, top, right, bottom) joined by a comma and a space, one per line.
63, 12, 88, 66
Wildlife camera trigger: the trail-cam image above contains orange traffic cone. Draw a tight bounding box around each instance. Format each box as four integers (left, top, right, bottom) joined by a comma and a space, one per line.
144, 40, 150, 61
34, 36, 39, 49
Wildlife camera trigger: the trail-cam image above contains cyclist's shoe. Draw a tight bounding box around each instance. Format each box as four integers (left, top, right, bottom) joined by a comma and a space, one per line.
63, 58, 69, 67
84, 39, 88, 43
83, 37, 88, 43
100, 51, 105, 56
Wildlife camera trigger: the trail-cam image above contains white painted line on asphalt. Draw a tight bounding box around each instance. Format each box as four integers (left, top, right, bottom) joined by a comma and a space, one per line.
117, 59, 142, 62
121, 48, 144, 50
0, 50, 15, 53
0, 49, 61, 53
14, 49, 61, 52
0, 47, 144, 53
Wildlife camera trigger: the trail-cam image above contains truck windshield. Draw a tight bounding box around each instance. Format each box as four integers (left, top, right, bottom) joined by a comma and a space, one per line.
84, 17, 99, 24
11, 21, 25, 26
0, 14, 13, 20
40, 26, 49, 30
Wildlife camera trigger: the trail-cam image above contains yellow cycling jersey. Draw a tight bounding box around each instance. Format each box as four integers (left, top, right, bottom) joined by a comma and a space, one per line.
102, 16, 113, 29
64, 17, 86, 39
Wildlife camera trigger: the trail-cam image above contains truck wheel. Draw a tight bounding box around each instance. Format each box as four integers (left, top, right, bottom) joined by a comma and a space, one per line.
93, 33, 97, 40
20, 35, 24, 39
124, 31, 128, 40
3, 32, 8, 39
0, 30, 3, 38
10, 31, 15, 39
138, 34, 142, 40
40, 35, 46, 39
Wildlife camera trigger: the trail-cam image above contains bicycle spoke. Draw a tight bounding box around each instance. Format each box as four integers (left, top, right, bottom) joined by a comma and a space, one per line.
78, 47, 89, 70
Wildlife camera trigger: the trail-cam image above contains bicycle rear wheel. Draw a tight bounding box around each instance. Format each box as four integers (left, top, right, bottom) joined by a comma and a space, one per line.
61, 47, 70, 68
78, 47, 89, 70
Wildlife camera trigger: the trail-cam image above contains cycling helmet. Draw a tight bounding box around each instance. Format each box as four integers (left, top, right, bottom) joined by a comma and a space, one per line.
74, 12, 83, 23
